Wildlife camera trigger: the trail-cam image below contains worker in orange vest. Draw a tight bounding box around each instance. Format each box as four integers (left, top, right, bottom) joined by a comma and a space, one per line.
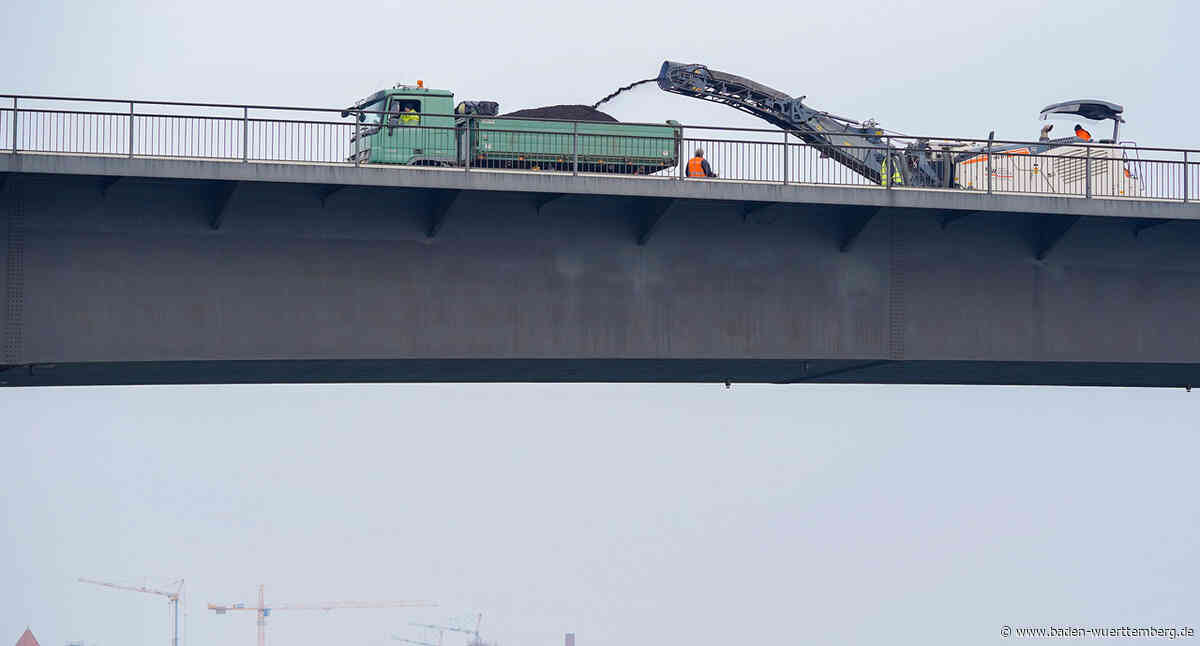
1074, 124, 1092, 142
686, 148, 717, 178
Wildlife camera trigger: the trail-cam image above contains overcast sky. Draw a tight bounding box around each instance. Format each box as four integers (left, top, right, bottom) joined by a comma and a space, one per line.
2, 1, 1198, 646
1, 0, 1196, 147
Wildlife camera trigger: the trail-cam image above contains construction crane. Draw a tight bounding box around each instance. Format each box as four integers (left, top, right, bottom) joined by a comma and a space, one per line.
79, 577, 185, 646
410, 614, 483, 645
392, 634, 442, 646
208, 584, 436, 646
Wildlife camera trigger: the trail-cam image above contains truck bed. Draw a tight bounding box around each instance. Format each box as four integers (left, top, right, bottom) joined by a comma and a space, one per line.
468, 118, 680, 174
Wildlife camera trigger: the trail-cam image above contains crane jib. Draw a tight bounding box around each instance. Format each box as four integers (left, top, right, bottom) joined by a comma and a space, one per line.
657, 60, 947, 187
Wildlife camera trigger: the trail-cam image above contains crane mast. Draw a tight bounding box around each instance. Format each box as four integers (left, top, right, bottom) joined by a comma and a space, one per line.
79, 577, 185, 646
656, 61, 951, 187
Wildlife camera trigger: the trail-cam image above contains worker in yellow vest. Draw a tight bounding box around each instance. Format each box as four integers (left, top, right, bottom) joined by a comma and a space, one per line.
880, 155, 903, 186
686, 148, 717, 178
400, 106, 420, 125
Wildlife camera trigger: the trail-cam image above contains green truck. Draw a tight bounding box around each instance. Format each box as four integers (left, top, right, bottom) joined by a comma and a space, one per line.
343, 83, 681, 174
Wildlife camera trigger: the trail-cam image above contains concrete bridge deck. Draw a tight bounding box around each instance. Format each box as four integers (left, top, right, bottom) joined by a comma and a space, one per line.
3, 153, 1199, 387
7, 153, 1196, 222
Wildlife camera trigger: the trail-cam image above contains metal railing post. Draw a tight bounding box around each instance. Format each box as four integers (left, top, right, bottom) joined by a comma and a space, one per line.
885, 137, 892, 190
572, 121, 578, 176
464, 115, 471, 173
986, 136, 993, 195
242, 106, 248, 162
354, 113, 361, 167
127, 102, 134, 157
1184, 151, 1190, 203
782, 132, 788, 185
1085, 145, 1092, 198
11, 97, 17, 154
678, 130, 685, 180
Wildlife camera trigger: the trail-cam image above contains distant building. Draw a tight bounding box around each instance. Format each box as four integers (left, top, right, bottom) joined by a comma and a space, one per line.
15, 629, 41, 646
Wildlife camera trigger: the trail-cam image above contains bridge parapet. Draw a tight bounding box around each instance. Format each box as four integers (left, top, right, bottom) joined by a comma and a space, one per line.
2, 93, 1197, 204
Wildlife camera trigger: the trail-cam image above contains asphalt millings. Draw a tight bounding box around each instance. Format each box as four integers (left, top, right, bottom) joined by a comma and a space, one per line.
500, 105, 619, 122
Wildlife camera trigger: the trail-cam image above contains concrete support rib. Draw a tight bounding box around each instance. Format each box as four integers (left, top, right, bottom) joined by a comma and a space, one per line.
318, 185, 344, 208
426, 189, 461, 238
1034, 214, 1082, 260
99, 176, 122, 199
534, 193, 564, 214
1133, 218, 1172, 237
940, 210, 980, 229
740, 201, 770, 222
209, 181, 239, 230
636, 198, 675, 246
839, 206, 883, 253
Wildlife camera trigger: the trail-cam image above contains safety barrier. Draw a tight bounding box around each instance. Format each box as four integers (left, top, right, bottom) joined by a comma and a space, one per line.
1, 94, 1196, 203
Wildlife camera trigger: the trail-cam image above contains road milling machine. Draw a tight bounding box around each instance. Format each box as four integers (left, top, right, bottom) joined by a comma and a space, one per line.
657, 61, 1142, 196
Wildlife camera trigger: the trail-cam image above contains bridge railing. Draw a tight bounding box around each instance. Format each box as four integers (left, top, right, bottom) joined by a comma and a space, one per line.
1, 94, 1196, 203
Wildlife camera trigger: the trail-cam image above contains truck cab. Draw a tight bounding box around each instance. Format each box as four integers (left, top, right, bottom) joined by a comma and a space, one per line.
344, 83, 456, 165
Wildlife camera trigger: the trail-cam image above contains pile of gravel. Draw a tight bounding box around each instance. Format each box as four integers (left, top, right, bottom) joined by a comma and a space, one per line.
500, 104, 618, 122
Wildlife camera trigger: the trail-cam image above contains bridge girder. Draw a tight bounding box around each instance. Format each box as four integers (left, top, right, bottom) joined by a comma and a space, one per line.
3, 155, 1200, 387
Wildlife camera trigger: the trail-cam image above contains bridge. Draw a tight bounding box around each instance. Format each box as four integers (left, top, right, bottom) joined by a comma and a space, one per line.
2, 95, 1199, 387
